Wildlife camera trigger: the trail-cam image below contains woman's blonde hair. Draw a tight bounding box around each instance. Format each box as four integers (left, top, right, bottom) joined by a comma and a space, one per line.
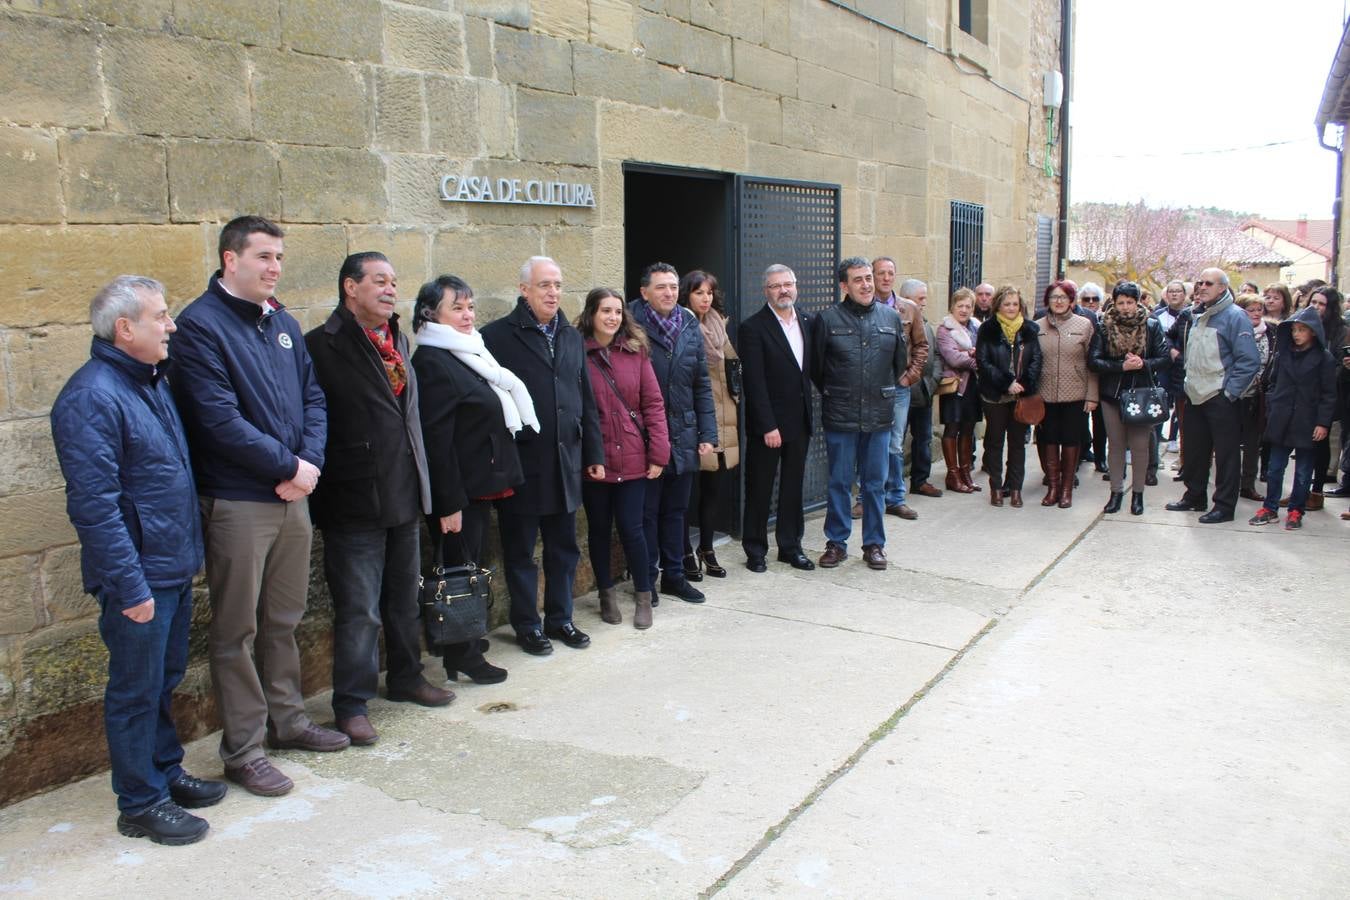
992, 285, 1024, 317
949, 286, 975, 311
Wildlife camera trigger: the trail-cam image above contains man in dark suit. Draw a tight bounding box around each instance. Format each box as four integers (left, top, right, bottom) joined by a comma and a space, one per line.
738, 264, 816, 573
481, 256, 605, 656
305, 252, 453, 747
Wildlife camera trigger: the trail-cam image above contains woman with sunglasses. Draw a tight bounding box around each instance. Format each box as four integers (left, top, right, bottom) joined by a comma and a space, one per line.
1089, 281, 1170, 515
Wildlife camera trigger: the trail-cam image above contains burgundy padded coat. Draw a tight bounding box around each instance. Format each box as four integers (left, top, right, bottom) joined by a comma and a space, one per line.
584, 338, 671, 483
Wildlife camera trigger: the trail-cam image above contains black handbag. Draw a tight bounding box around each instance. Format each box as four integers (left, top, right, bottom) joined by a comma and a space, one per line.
419, 534, 492, 647
1119, 367, 1169, 426
724, 356, 743, 402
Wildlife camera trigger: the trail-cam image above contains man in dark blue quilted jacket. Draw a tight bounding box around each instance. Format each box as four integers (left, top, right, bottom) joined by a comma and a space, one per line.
51, 276, 224, 846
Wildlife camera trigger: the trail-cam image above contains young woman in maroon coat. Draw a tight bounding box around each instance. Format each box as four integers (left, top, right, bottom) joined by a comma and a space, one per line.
576, 288, 671, 629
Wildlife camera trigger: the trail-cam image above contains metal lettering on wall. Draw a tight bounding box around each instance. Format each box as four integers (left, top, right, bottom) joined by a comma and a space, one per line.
438, 175, 596, 208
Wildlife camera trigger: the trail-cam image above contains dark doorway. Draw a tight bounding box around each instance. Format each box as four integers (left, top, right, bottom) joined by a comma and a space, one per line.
623, 164, 737, 543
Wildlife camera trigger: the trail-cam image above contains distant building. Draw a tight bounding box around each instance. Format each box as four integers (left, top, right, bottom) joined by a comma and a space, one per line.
1066, 227, 1291, 294
1240, 218, 1333, 286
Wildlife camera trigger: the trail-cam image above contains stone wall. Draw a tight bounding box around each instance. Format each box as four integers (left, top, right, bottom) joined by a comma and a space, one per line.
0, 0, 1063, 805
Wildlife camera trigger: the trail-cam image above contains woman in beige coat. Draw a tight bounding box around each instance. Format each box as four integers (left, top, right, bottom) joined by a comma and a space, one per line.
1035, 280, 1099, 508
680, 270, 739, 579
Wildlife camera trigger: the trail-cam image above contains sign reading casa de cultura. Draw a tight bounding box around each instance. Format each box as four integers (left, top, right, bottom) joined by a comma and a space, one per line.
438, 174, 597, 208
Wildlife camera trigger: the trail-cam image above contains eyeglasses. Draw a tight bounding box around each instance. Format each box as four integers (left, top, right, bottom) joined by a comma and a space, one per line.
766, 281, 796, 292
1195, 280, 1217, 287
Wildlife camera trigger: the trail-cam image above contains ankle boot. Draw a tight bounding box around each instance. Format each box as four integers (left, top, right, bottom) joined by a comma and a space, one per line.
1008, 490, 1023, 508
633, 591, 653, 630
1307, 491, 1325, 511
1057, 445, 1080, 508
989, 478, 1003, 507
1041, 443, 1062, 506
1130, 492, 1144, 515
959, 434, 982, 491
698, 548, 726, 578
942, 437, 963, 491
1103, 491, 1124, 514
599, 587, 621, 625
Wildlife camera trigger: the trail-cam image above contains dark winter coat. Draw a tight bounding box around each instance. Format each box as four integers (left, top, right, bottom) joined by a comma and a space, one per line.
50, 339, 204, 610
810, 298, 908, 432
584, 338, 671, 482
1088, 316, 1170, 402
480, 299, 603, 516
304, 304, 431, 530
170, 274, 326, 501
1263, 306, 1338, 450
737, 304, 814, 441
629, 300, 717, 474
976, 318, 1042, 402
411, 343, 524, 516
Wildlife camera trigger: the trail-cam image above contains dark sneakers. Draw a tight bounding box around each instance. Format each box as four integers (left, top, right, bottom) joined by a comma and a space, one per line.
1248, 508, 1279, 526
117, 799, 208, 846
168, 772, 227, 809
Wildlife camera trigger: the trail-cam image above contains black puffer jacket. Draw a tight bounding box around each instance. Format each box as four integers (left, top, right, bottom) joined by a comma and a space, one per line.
810, 298, 908, 432
629, 300, 717, 474
1263, 306, 1338, 449
976, 318, 1042, 402
1088, 315, 1170, 401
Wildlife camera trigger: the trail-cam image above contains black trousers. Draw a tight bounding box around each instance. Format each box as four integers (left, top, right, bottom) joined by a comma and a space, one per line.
982, 401, 1028, 491
497, 508, 579, 634
741, 435, 809, 560
1180, 394, 1242, 514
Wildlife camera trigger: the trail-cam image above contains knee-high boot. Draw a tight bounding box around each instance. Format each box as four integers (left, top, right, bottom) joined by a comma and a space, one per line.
958, 432, 981, 492
1041, 443, 1062, 506
1058, 444, 1080, 508
943, 437, 971, 493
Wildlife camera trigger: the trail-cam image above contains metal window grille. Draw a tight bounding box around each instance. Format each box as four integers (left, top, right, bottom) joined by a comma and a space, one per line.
1035, 214, 1054, 314
949, 201, 984, 293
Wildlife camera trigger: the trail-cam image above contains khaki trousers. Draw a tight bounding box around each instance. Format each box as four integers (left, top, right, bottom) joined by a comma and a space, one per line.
201, 496, 313, 768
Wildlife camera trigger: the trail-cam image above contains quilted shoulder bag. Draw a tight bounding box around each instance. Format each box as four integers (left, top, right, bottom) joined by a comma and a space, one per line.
420, 533, 492, 647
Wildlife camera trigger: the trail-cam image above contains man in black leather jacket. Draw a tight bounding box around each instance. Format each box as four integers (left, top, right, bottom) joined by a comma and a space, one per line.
810, 257, 908, 571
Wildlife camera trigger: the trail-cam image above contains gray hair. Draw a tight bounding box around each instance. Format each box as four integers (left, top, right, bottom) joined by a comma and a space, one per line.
1078, 282, 1104, 300
763, 263, 794, 285
519, 255, 559, 284
870, 255, 896, 270
898, 278, 926, 299
90, 275, 165, 340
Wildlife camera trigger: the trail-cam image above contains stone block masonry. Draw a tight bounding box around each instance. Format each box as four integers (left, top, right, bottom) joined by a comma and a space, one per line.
0, 0, 1063, 806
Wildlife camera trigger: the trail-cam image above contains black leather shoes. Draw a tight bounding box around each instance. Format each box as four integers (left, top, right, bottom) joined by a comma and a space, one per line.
516, 628, 554, 656
544, 622, 591, 648
168, 772, 227, 809
1197, 508, 1234, 524
117, 799, 208, 846
776, 550, 815, 571
1130, 492, 1145, 516
745, 555, 767, 573
1165, 498, 1206, 512
659, 578, 706, 603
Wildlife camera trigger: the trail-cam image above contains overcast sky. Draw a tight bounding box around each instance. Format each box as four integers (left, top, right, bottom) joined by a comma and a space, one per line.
1070, 0, 1345, 219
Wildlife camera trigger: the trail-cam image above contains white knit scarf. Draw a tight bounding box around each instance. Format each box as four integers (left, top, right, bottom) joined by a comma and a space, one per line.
416, 322, 540, 435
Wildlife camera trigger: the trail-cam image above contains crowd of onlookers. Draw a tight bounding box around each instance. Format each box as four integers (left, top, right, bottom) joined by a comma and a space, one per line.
47, 212, 1349, 846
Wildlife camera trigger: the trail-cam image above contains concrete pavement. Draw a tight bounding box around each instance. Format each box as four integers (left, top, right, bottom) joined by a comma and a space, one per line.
1, 454, 1346, 898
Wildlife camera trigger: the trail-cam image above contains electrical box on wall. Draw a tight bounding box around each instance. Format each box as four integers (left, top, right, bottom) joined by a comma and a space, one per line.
1043, 71, 1064, 109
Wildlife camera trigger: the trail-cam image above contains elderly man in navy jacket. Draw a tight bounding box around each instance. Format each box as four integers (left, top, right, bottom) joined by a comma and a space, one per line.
52, 276, 224, 846
172, 216, 349, 800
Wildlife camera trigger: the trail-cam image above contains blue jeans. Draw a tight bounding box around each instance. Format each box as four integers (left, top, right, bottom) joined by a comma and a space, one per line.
99, 580, 193, 815
584, 479, 653, 592
323, 522, 425, 719
884, 385, 912, 506
644, 470, 694, 584
1263, 444, 1315, 513
827, 429, 889, 549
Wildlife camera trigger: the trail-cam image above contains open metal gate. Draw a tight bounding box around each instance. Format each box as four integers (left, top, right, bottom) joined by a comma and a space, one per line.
733, 176, 841, 514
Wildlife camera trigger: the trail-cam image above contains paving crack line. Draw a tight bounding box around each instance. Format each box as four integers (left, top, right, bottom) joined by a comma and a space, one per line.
698, 616, 998, 898
707, 604, 965, 652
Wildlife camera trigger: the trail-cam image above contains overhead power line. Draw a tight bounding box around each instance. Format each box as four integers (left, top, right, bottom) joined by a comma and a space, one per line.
1079, 139, 1307, 160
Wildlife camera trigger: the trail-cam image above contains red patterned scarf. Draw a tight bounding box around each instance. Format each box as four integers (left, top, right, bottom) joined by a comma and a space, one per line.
365, 324, 406, 396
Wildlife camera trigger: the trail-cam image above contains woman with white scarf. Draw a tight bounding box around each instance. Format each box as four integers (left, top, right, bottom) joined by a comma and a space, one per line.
411, 275, 535, 686
936, 287, 983, 493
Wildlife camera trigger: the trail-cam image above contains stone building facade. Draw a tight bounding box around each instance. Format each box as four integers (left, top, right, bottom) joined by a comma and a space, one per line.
0, 0, 1068, 804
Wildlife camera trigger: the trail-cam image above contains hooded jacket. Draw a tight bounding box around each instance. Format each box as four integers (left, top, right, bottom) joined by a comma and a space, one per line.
1263, 306, 1338, 449
51, 339, 204, 609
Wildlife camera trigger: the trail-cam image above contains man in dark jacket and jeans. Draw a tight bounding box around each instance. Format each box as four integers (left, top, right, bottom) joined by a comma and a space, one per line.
482, 256, 605, 656
630, 262, 718, 603
52, 276, 224, 845
172, 216, 349, 799
811, 257, 908, 571
305, 252, 453, 748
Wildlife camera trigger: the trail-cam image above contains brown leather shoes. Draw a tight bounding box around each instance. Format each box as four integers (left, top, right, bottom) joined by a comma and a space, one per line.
337, 715, 378, 746
912, 482, 943, 498
268, 723, 351, 753
225, 757, 293, 797
818, 542, 847, 568
885, 504, 918, 520
386, 681, 455, 708
850, 501, 863, 519
862, 544, 887, 570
